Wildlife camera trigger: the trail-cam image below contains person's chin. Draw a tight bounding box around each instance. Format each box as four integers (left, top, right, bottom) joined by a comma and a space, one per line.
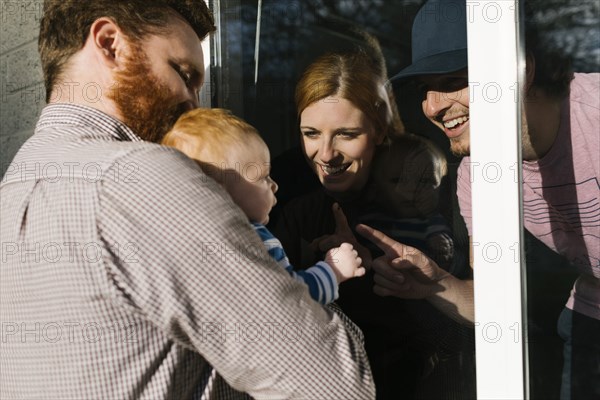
322, 180, 352, 194
448, 130, 471, 157
449, 137, 471, 157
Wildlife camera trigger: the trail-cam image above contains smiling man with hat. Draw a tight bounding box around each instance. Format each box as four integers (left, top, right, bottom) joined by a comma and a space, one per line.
358, 0, 600, 398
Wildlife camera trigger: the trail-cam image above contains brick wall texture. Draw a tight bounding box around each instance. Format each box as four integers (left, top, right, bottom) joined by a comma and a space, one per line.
1, 1, 45, 178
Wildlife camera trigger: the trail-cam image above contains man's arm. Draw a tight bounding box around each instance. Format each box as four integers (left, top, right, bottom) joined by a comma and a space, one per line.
99, 146, 375, 399
357, 223, 474, 325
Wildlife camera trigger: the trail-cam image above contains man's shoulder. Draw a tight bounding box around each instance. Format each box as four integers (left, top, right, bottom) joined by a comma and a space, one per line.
110, 140, 194, 170
456, 157, 471, 178
3, 126, 200, 188
572, 72, 600, 89
569, 73, 599, 149
103, 143, 217, 196
571, 73, 600, 107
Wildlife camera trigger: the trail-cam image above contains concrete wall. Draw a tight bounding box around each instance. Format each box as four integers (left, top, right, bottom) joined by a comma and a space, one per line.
1, 1, 45, 178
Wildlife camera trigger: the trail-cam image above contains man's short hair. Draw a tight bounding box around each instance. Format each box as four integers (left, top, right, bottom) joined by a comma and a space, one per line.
39, 0, 216, 102
525, 1, 574, 99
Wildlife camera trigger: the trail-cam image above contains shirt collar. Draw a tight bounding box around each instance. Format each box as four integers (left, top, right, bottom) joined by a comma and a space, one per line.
36, 103, 143, 142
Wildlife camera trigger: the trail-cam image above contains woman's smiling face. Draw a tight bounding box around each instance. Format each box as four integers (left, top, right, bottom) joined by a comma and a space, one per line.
300, 96, 383, 194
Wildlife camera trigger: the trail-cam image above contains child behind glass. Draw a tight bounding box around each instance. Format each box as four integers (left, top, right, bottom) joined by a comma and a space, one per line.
162, 108, 365, 304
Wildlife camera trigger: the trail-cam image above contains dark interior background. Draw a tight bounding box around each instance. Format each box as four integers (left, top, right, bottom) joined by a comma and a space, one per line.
212, 1, 598, 398
214, 0, 598, 161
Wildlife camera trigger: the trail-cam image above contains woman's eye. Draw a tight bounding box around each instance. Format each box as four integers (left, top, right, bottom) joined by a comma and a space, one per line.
302, 130, 319, 138
338, 131, 359, 139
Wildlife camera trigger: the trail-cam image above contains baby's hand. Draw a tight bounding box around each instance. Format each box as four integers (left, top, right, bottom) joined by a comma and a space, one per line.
325, 242, 366, 284
309, 203, 373, 268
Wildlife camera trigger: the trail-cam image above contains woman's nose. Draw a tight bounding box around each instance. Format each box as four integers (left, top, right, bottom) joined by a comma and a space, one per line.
318, 139, 337, 163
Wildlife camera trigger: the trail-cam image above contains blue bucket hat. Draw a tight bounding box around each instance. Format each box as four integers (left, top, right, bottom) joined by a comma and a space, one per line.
390, 0, 468, 80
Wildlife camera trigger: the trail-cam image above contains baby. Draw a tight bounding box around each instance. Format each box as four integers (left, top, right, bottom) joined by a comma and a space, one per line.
361, 135, 455, 272
162, 108, 365, 304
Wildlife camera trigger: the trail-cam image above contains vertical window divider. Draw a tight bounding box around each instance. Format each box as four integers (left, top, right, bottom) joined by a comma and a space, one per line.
467, 1, 528, 398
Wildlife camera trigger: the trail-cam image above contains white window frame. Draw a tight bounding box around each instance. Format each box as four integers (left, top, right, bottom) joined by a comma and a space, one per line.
199, 0, 214, 108
467, 1, 528, 398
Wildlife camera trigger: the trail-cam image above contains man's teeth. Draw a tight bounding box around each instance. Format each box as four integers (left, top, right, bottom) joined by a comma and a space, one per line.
444, 116, 469, 129
322, 164, 348, 175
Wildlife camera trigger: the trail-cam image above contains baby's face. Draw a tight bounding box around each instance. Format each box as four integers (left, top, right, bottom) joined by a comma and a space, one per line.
223, 139, 278, 225
371, 148, 440, 218
371, 156, 422, 217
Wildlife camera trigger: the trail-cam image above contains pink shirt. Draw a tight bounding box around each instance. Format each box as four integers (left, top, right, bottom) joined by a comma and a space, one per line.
457, 73, 600, 320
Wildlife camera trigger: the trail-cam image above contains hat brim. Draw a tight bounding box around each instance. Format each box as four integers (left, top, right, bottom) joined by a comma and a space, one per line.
389, 49, 468, 82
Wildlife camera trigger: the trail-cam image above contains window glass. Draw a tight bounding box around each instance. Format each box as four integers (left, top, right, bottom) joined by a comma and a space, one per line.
216, 2, 476, 398
520, 1, 599, 399
213, 0, 599, 398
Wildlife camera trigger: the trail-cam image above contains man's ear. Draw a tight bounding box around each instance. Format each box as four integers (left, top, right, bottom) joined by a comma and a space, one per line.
89, 17, 126, 69
525, 52, 536, 92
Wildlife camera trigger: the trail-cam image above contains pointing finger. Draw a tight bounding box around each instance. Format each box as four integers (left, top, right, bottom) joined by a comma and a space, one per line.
357, 223, 427, 264
332, 203, 353, 235
356, 223, 406, 259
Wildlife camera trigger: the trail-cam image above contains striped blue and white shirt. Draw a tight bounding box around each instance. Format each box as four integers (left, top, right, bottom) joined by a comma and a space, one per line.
252, 223, 338, 304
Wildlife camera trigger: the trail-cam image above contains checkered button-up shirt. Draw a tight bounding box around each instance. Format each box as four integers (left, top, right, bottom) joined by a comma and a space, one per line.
0, 104, 375, 399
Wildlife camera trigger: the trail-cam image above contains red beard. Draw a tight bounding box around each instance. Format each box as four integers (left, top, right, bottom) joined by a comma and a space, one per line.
109, 45, 190, 143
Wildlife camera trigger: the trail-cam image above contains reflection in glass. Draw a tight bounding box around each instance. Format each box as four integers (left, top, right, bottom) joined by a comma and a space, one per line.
214, 0, 599, 398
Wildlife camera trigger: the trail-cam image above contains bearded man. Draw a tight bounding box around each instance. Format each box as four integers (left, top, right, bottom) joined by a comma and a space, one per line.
0, 2, 374, 399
